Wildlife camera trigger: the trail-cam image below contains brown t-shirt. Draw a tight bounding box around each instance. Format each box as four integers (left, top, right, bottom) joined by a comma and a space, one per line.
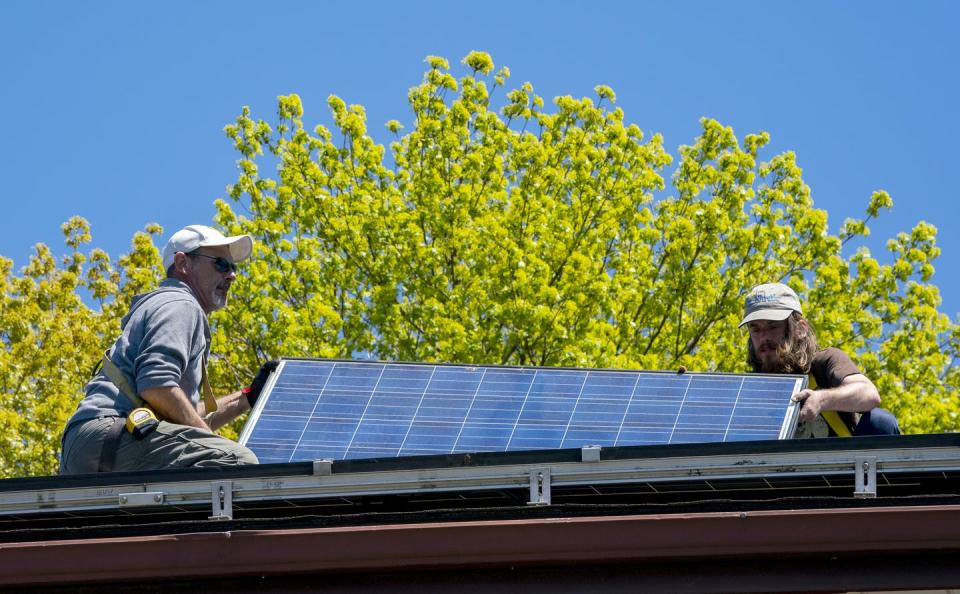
809, 347, 860, 389
795, 348, 861, 438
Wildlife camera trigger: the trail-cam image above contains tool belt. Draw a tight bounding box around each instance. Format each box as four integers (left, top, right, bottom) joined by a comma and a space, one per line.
94, 407, 161, 472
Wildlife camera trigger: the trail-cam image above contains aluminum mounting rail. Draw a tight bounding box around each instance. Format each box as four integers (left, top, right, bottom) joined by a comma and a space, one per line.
1, 441, 959, 519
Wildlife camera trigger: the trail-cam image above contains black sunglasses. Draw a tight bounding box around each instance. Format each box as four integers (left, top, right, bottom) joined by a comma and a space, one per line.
188, 252, 238, 274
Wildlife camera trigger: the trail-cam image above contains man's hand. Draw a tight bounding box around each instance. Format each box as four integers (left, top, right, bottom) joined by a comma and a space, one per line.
792, 389, 824, 423
243, 360, 279, 408
792, 374, 881, 425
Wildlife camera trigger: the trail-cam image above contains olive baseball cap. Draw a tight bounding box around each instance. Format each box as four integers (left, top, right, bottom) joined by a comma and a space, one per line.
738, 282, 802, 327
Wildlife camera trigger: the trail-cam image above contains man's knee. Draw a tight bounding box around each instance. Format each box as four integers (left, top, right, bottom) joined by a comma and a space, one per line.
169, 427, 259, 468
233, 445, 259, 465
115, 423, 258, 470
189, 445, 258, 467
854, 409, 901, 436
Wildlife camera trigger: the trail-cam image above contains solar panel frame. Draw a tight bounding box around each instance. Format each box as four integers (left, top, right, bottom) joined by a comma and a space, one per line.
238, 358, 806, 464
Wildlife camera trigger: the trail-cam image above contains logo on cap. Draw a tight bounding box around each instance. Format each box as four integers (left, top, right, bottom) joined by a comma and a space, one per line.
738, 283, 802, 327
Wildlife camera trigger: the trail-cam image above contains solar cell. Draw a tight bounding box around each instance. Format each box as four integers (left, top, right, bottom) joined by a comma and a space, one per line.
239, 359, 806, 464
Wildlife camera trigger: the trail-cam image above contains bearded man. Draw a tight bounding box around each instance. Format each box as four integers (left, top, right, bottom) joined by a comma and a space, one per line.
740, 282, 900, 438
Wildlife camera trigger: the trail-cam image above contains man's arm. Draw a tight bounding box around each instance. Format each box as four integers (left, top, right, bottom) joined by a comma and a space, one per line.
198, 391, 251, 431
793, 373, 882, 423
197, 361, 279, 430
141, 386, 251, 432
141, 386, 211, 430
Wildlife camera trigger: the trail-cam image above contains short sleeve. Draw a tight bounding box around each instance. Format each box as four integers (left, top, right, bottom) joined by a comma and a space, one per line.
133, 298, 206, 391
809, 348, 861, 390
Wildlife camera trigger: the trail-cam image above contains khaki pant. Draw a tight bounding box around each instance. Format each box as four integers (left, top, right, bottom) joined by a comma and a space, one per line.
60, 416, 258, 474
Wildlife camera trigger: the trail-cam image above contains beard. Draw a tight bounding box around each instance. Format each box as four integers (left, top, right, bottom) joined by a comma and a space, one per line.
206, 284, 229, 311
747, 317, 817, 376
755, 342, 793, 374
212, 287, 228, 309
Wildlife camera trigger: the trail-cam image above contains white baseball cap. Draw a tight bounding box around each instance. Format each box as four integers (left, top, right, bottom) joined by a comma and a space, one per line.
162, 225, 254, 269
738, 282, 803, 327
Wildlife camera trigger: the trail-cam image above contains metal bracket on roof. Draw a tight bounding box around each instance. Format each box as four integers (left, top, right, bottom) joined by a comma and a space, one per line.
118, 491, 165, 508
528, 469, 552, 506
854, 456, 877, 498
581, 445, 601, 462
209, 480, 233, 520
313, 459, 334, 476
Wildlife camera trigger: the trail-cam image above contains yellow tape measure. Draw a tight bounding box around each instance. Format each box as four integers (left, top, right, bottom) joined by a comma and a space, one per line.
125, 407, 159, 439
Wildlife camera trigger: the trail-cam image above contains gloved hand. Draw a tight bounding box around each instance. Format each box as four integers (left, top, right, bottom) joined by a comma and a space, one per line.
243, 360, 279, 408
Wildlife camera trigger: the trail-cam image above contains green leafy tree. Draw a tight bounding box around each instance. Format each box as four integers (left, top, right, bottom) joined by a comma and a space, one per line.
1, 52, 956, 478
0, 219, 162, 477
215, 51, 958, 434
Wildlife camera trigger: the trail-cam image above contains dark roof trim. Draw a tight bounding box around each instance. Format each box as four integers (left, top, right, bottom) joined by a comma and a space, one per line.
2, 504, 960, 587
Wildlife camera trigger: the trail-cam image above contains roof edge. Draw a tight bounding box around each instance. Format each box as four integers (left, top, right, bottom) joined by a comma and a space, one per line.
2, 504, 960, 587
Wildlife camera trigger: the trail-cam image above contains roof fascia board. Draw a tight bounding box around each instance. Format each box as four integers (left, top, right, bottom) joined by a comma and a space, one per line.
2, 505, 960, 587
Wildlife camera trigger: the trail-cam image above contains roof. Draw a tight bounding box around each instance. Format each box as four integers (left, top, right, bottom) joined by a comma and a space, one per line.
2, 434, 960, 591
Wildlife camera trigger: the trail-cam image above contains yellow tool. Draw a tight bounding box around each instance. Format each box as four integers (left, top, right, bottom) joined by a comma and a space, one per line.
125, 407, 159, 439
807, 374, 853, 437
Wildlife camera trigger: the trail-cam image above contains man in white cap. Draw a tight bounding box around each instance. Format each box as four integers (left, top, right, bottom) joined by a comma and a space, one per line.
740, 282, 900, 438
60, 225, 276, 473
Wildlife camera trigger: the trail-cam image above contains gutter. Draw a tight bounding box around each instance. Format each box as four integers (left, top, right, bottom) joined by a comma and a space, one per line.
2, 504, 960, 587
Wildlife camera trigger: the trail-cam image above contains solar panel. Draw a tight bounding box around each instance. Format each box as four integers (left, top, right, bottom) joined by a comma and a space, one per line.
238, 359, 806, 464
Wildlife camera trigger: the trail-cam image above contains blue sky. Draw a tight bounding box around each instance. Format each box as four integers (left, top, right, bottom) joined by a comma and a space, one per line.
2, 1, 958, 317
